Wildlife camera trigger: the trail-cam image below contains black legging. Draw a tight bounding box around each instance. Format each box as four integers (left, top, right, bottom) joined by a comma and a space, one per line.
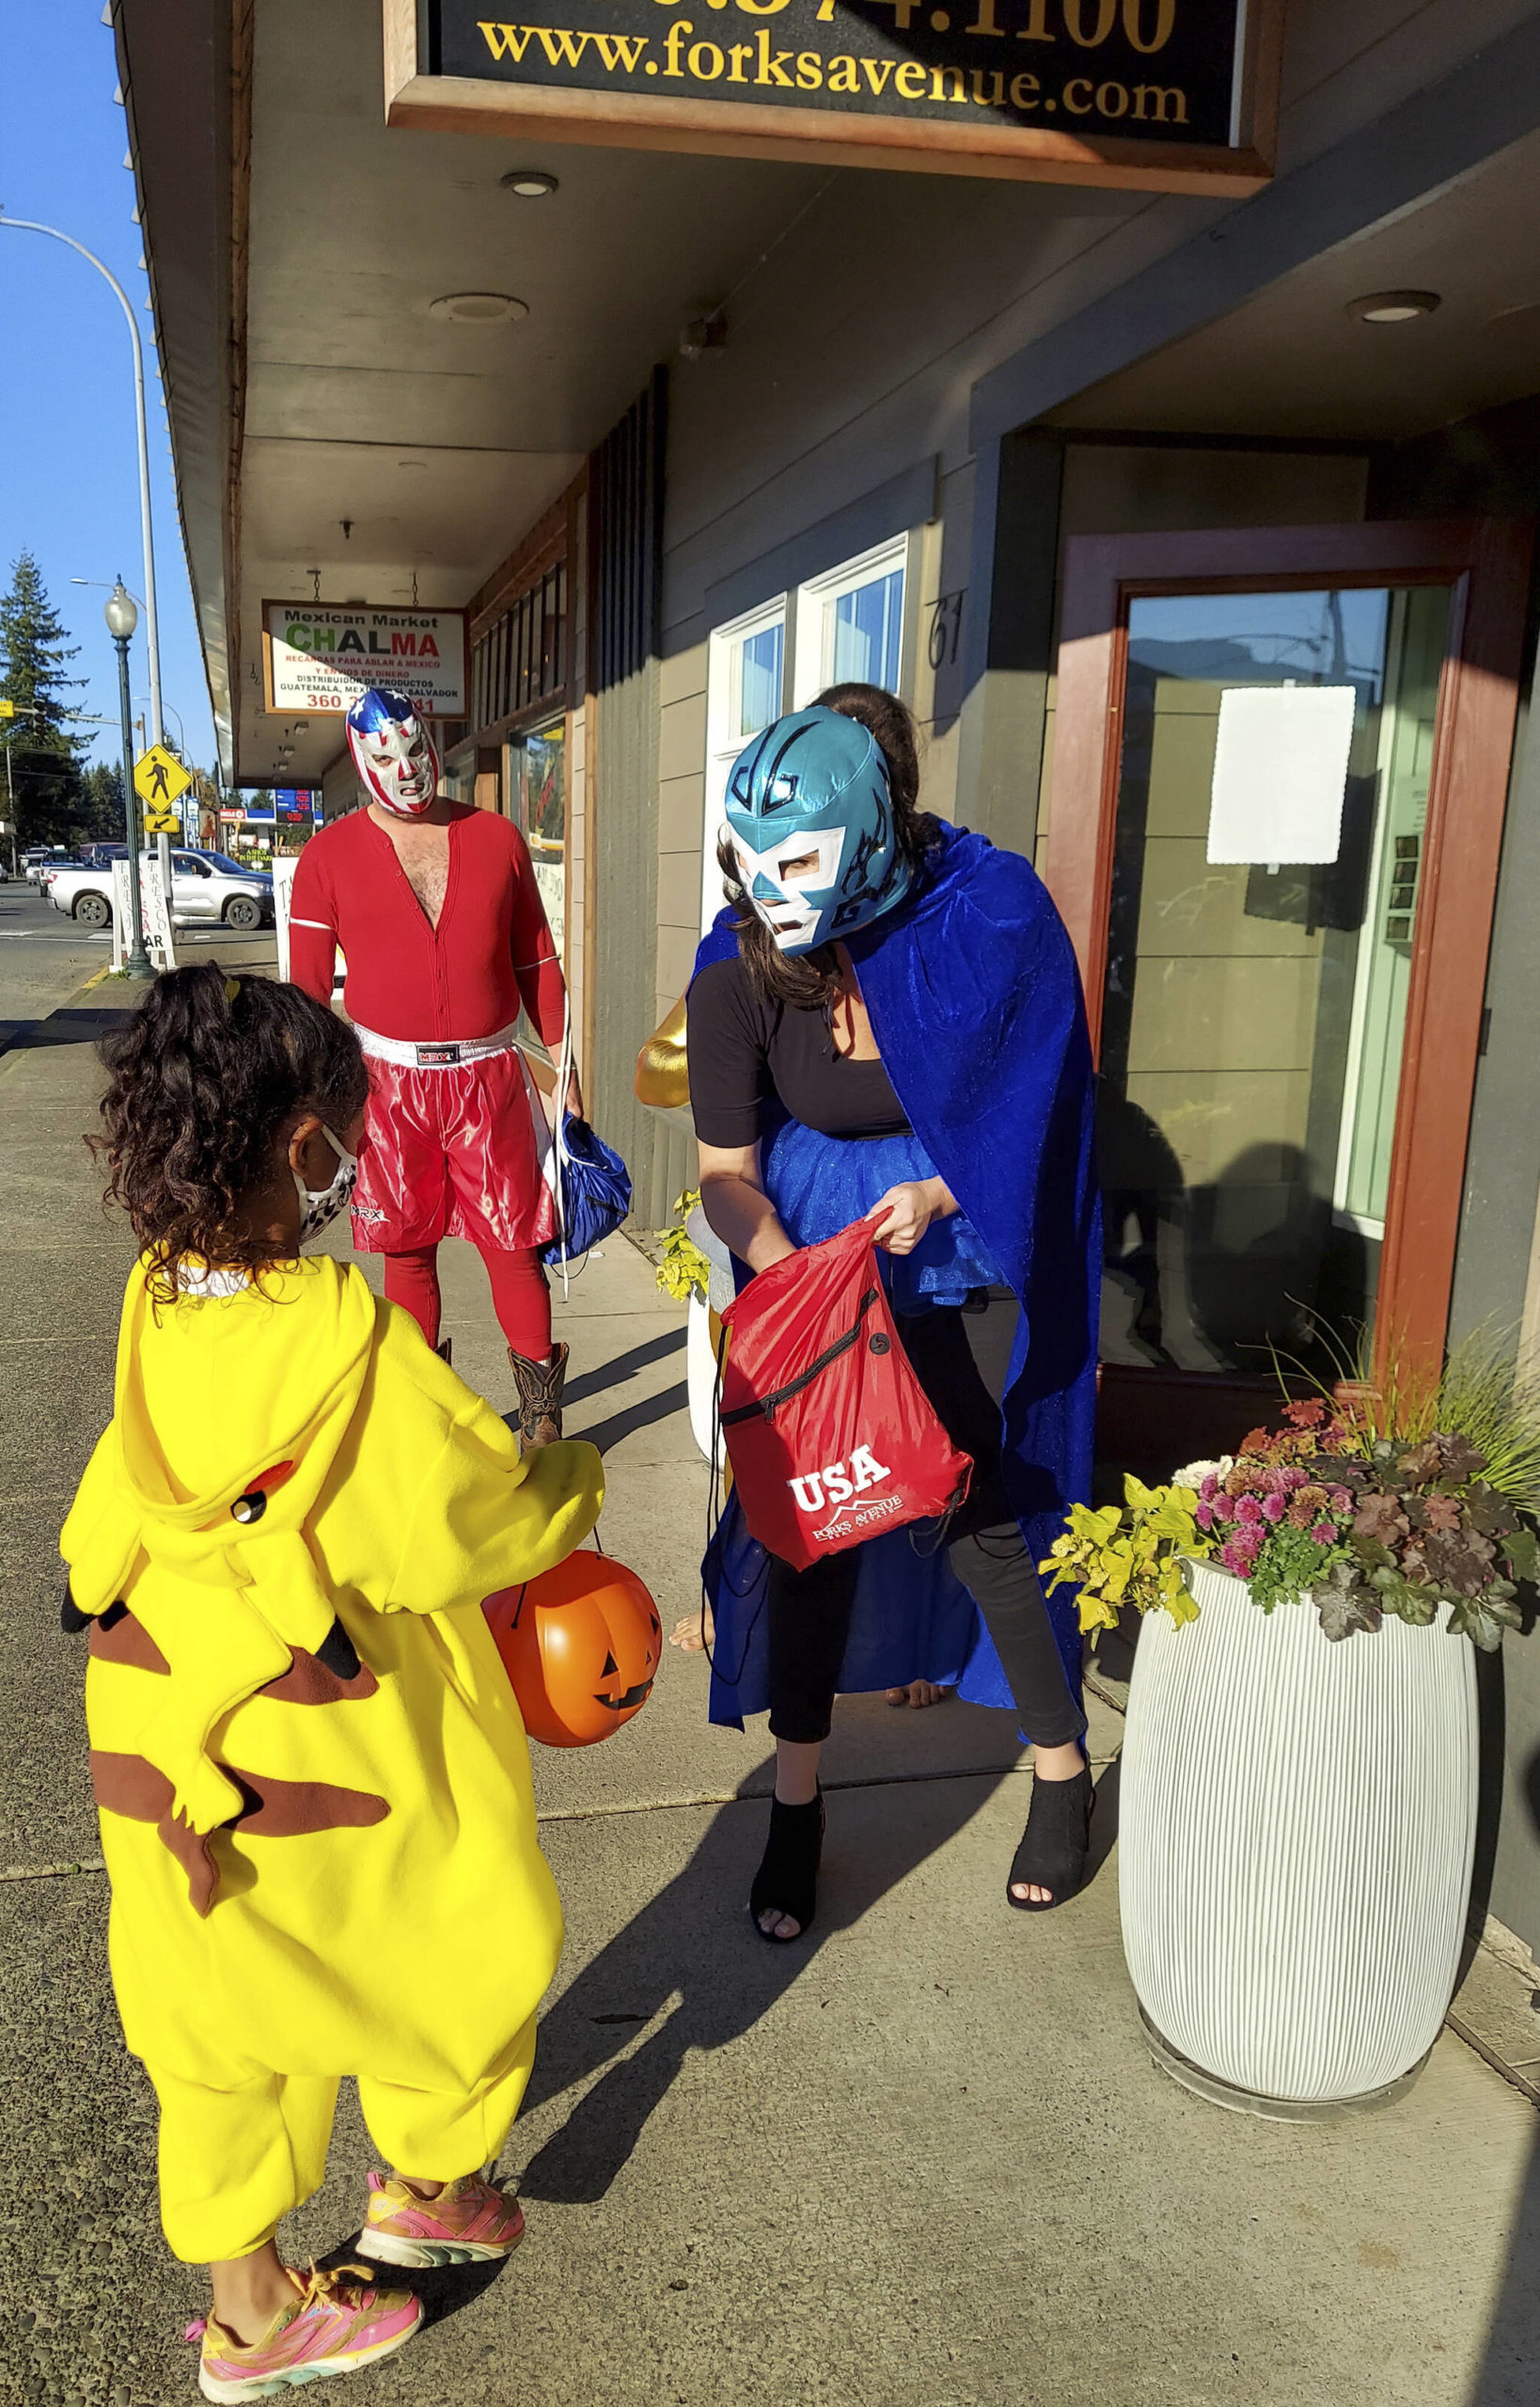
765, 1288, 1086, 1748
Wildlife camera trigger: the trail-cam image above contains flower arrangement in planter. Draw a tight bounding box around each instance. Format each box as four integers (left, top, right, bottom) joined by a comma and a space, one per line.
1043, 1379, 1540, 1652
1047, 1332, 1540, 2114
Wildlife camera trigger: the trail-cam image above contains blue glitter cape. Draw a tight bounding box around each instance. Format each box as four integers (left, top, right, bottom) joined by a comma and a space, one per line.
695, 822, 1100, 1732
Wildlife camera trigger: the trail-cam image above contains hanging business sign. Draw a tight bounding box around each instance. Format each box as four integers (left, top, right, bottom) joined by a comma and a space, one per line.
385, 0, 1280, 189
262, 601, 469, 717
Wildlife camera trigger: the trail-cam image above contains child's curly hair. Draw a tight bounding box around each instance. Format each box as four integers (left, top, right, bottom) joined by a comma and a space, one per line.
93, 964, 369, 1298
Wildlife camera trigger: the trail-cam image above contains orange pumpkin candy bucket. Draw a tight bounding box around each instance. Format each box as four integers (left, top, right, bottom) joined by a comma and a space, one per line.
483, 1549, 662, 1747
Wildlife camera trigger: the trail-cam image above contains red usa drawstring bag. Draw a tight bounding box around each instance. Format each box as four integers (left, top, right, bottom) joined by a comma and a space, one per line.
715, 1218, 972, 1573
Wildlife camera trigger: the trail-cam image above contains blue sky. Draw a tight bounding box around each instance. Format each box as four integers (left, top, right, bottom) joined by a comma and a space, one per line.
0, 5, 216, 772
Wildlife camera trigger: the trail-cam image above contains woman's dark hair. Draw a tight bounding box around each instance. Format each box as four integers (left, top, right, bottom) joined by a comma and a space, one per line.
716, 683, 942, 1011
93, 964, 369, 1297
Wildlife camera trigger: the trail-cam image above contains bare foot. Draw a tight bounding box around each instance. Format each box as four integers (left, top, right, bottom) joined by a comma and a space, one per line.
669, 1607, 714, 1653
885, 1679, 951, 1709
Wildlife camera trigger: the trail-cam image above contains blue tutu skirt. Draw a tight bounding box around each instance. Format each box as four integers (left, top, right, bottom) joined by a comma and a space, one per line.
704, 1117, 1022, 1728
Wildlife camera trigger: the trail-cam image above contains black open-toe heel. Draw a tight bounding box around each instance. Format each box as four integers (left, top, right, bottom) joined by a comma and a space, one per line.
749, 1790, 825, 1943
1007, 1766, 1093, 1912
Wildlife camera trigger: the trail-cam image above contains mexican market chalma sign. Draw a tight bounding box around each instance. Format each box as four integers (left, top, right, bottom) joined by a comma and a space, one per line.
262, 602, 469, 717
386, 0, 1279, 187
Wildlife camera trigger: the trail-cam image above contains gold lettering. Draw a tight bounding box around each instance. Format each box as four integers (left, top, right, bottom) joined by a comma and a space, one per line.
1130, 80, 1186, 119
931, 62, 967, 101
592, 30, 648, 65
827, 51, 859, 88
1010, 69, 1040, 105
753, 25, 794, 80
1062, 72, 1094, 109
795, 46, 822, 84
971, 67, 1006, 103
688, 37, 724, 74
727, 38, 754, 74
964, 0, 1005, 32
858, 55, 896, 92
1018, 0, 1052, 37
736, 0, 794, 14
663, 16, 692, 71
1096, 77, 1127, 115
895, 58, 927, 96
1123, 0, 1174, 51
532, 25, 589, 63
1063, 0, 1116, 42
477, 21, 533, 61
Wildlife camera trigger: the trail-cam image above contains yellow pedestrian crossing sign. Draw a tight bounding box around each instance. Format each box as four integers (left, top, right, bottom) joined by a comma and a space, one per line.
134, 743, 193, 812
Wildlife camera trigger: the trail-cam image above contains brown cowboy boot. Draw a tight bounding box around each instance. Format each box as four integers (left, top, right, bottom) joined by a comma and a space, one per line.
508, 1341, 569, 1450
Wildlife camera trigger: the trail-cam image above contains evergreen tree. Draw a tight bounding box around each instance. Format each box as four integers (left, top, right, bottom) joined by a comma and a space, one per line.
0, 553, 86, 845
78, 762, 127, 842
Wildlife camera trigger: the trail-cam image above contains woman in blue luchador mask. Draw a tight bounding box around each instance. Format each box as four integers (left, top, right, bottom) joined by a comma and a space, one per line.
687, 685, 1101, 1942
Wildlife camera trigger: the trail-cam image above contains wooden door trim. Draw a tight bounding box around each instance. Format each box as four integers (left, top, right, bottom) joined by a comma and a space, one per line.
1046, 516, 1534, 1377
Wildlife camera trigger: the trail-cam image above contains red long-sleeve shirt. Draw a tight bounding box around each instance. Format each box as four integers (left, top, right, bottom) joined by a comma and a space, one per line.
289, 806, 567, 1048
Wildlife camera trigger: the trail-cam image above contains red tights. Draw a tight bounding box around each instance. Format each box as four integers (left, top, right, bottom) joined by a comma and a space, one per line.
384, 1243, 552, 1362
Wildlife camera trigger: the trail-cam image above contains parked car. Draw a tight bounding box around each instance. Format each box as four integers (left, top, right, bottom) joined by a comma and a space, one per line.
45, 849, 275, 933
21, 845, 71, 886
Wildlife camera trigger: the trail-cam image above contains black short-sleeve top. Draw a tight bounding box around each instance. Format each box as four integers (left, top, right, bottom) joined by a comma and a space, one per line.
687, 954, 910, 1148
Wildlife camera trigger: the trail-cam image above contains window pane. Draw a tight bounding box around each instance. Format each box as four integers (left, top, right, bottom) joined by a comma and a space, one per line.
832, 568, 903, 691
513, 717, 566, 962
738, 624, 783, 737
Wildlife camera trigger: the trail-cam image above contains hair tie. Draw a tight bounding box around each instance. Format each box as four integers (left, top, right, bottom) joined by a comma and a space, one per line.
224, 977, 241, 1004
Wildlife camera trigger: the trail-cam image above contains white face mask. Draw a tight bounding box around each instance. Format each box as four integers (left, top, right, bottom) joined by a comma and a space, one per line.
291, 1125, 357, 1246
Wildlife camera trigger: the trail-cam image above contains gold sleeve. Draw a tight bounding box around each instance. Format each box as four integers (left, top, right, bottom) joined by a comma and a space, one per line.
634, 991, 690, 1110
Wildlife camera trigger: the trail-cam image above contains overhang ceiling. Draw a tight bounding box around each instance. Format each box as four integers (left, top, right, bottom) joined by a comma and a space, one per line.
233, 0, 827, 786
1046, 126, 1540, 444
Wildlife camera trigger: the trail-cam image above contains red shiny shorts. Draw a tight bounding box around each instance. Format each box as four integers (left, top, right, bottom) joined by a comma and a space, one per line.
352, 1046, 556, 1254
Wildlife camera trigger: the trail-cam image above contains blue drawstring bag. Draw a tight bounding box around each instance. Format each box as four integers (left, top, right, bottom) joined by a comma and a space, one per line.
541, 1114, 632, 1270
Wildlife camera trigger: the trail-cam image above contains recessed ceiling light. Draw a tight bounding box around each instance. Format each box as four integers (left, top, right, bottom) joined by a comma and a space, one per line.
428, 291, 527, 324
501, 169, 558, 197
1345, 290, 1441, 325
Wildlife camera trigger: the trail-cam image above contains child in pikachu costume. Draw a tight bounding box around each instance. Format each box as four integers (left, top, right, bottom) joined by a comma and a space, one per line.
61, 966, 604, 2403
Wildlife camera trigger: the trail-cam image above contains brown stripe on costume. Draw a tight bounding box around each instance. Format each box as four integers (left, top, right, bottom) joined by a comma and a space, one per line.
223, 1769, 390, 1836
258, 1649, 378, 1706
89, 1750, 390, 1915
87, 1608, 170, 1675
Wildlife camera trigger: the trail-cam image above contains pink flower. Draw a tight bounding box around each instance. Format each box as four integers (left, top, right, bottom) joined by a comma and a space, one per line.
1200, 1473, 1218, 1503
1195, 1502, 1215, 1531
1219, 1541, 1249, 1576
1262, 1491, 1287, 1522
1209, 1491, 1234, 1522
1330, 1488, 1352, 1513
1279, 1466, 1310, 1492
1311, 1521, 1337, 1545
1234, 1495, 1265, 1526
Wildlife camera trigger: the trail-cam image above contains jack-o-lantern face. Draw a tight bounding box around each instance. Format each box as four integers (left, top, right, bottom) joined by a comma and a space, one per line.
483, 1550, 661, 1748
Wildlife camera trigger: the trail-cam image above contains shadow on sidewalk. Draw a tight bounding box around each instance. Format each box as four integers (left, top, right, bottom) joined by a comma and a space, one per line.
515, 1762, 1024, 2205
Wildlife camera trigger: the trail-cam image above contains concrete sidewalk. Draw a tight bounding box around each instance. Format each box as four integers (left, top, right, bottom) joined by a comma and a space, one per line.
5, 987, 1540, 2407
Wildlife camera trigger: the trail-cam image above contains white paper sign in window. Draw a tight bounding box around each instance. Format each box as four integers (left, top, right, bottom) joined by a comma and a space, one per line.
1206, 684, 1358, 866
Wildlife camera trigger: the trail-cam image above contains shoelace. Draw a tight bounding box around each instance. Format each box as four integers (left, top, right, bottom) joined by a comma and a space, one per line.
183, 2260, 376, 2350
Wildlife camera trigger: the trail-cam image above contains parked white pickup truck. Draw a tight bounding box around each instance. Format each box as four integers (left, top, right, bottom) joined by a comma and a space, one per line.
46, 849, 275, 934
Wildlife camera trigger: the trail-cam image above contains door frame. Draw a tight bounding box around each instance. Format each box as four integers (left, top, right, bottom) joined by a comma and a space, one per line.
1046, 516, 1533, 1379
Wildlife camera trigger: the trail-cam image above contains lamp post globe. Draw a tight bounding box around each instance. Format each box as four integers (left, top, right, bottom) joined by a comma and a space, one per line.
106, 577, 151, 982
103, 582, 138, 643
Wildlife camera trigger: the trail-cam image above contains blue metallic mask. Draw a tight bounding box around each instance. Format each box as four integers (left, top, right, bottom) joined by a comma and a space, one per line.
724, 707, 910, 955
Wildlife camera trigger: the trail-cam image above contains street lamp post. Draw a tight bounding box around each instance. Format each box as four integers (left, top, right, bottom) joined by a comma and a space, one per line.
106, 583, 151, 982
0, 217, 164, 749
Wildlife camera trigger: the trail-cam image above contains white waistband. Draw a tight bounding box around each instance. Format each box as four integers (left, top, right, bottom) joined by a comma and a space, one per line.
353, 1019, 523, 1069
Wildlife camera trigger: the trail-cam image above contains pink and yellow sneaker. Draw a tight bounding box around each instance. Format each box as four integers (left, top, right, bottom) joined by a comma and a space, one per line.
355, 2168, 526, 2269
191, 2261, 422, 2402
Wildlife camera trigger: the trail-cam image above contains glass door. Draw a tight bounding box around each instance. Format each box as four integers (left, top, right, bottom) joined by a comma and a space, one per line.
1099, 582, 1448, 1383
1045, 519, 1531, 1469
508, 716, 567, 963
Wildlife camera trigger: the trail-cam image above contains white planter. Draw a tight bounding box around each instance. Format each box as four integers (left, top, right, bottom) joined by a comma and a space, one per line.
1119, 1559, 1479, 2116
686, 1290, 725, 1467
